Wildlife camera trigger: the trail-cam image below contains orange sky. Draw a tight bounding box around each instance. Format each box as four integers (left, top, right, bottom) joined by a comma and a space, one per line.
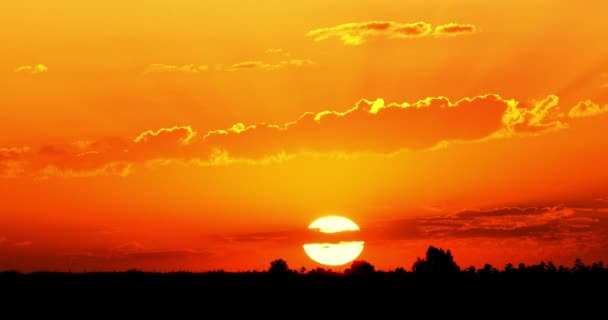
1, 0, 608, 272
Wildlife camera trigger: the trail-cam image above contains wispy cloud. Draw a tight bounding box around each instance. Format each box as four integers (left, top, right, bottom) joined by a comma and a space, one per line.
228, 59, 314, 71
568, 100, 608, 118
306, 21, 477, 45
434, 23, 477, 36
144, 64, 208, 74
369, 205, 606, 242
14, 64, 48, 74
500, 94, 567, 135
144, 50, 314, 75
265, 48, 291, 57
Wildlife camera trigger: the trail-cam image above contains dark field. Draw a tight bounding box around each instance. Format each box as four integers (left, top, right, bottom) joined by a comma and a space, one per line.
2, 267, 607, 317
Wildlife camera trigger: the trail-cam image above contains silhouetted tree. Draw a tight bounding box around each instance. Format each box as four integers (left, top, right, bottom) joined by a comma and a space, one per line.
268, 258, 290, 273
478, 263, 498, 276
591, 261, 604, 273
346, 260, 375, 275
573, 258, 588, 273
308, 267, 330, 274
412, 246, 460, 274
394, 267, 406, 274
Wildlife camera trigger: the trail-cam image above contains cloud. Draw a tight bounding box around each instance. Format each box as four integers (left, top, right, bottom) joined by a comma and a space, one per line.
0, 243, 214, 272
225, 227, 363, 245
265, 48, 291, 57
144, 150, 295, 169
37, 161, 132, 179
434, 23, 477, 36
501, 94, 567, 135
227, 231, 294, 243
226, 59, 315, 71
144, 58, 313, 74
14, 64, 48, 74
284, 59, 315, 67
228, 60, 280, 71
0, 147, 30, 178
0, 146, 30, 159
371, 206, 605, 241
306, 21, 476, 45
568, 100, 608, 118
2, 94, 605, 178
144, 64, 208, 74
134, 126, 196, 145
92, 241, 214, 270
201, 94, 514, 156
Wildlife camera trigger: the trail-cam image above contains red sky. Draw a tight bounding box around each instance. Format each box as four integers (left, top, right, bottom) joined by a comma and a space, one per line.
1, 0, 608, 272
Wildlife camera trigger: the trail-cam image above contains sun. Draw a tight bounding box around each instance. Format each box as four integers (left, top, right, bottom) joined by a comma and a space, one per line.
303, 216, 365, 266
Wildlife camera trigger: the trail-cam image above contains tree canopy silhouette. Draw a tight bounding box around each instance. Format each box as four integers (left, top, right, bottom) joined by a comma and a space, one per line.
268, 258, 290, 273
412, 246, 460, 274
345, 260, 375, 275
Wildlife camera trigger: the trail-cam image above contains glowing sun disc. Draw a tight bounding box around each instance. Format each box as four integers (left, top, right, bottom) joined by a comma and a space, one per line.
303, 241, 365, 266
303, 216, 365, 266
308, 215, 360, 233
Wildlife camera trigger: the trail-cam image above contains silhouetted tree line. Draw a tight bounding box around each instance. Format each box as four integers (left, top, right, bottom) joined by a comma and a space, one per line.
266, 246, 606, 276
2, 245, 607, 315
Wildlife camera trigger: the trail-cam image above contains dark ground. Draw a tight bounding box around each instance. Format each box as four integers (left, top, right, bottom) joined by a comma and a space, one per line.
1, 269, 606, 317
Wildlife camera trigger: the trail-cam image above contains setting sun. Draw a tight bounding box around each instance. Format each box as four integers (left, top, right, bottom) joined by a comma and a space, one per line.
308, 216, 361, 233
303, 216, 364, 266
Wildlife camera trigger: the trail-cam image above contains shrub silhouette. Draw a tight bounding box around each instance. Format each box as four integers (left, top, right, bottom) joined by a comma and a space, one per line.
412, 246, 460, 274
345, 260, 375, 275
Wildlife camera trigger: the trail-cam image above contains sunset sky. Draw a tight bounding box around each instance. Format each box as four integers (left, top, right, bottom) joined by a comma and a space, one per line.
2, 0, 608, 272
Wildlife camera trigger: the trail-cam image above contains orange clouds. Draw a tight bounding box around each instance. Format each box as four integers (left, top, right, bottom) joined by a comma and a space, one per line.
228, 59, 314, 71
144, 59, 314, 74
1, 94, 605, 179
230, 205, 607, 244
352, 204, 608, 270
202, 94, 513, 156
306, 21, 476, 45
144, 64, 209, 74
134, 126, 196, 145
0, 146, 30, 158
568, 100, 608, 118
14, 64, 48, 74
0, 147, 29, 178
434, 23, 476, 36
501, 94, 567, 135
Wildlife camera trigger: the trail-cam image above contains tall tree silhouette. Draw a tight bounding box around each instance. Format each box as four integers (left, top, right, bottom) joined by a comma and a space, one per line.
412, 246, 460, 274
268, 258, 290, 273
